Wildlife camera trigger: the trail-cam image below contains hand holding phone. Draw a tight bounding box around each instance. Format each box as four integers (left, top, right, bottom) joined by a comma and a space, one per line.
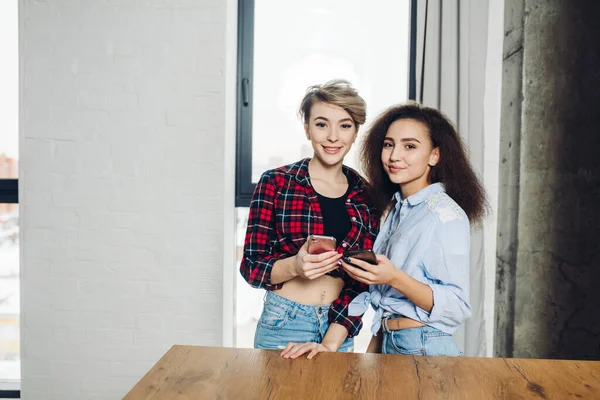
344, 249, 377, 265
291, 235, 341, 281
343, 252, 398, 286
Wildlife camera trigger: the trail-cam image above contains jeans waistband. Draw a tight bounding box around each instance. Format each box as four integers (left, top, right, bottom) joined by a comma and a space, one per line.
382, 318, 445, 336
381, 315, 426, 333
265, 290, 330, 318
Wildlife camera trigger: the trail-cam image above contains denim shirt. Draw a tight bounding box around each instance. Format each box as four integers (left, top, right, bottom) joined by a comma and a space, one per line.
349, 183, 472, 335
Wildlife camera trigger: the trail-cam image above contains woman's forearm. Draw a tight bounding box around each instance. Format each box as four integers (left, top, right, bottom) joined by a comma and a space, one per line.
390, 270, 434, 313
320, 323, 350, 351
270, 257, 298, 285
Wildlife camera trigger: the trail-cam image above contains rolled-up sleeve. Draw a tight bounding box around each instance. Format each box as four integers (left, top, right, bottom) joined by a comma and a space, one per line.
329, 272, 369, 338
415, 218, 472, 330
239, 172, 284, 290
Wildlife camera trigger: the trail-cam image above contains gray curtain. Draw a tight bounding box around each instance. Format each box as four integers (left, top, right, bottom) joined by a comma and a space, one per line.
415, 0, 490, 357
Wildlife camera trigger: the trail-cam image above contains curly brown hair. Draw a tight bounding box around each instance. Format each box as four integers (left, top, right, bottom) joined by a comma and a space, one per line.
360, 103, 488, 224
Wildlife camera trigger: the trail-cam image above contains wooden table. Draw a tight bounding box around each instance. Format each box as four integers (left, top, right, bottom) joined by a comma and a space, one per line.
124, 345, 600, 399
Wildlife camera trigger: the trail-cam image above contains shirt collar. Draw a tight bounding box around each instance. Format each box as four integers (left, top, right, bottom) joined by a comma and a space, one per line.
293, 158, 311, 185
393, 182, 446, 206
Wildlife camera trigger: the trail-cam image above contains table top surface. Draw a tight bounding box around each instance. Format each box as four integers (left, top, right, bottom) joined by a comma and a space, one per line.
124, 345, 600, 399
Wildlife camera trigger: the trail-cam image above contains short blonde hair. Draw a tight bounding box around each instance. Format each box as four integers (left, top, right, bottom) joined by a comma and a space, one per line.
298, 79, 367, 127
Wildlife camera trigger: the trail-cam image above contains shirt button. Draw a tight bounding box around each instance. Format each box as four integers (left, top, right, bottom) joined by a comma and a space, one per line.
351, 217, 357, 222
346, 199, 351, 203
342, 243, 348, 248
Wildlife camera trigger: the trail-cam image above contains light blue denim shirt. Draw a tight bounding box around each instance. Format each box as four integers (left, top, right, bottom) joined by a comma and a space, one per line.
349, 183, 472, 335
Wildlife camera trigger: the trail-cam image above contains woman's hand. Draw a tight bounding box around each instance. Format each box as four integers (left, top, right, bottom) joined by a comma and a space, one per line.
341, 254, 399, 285
342, 255, 434, 312
293, 242, 343, 280
280, 341, 335, 359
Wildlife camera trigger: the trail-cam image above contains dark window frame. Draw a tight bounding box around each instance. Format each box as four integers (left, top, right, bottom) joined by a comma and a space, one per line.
235, 0, 255, 207
0, 179, 18, 204
0, 390, 19, 399
235, 0, 417, 207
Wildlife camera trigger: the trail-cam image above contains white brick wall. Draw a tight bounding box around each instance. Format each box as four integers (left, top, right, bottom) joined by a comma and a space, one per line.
19, 1, 235, 398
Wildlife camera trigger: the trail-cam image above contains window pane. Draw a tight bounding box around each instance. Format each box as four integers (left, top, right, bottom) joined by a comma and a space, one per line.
0, 0, 19, 177
0, 205, 19, 385
251, 0, 410, 181
0, 0, 19, 389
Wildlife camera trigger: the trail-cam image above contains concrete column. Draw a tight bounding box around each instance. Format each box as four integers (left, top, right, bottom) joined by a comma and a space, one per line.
495, 0, 600, 359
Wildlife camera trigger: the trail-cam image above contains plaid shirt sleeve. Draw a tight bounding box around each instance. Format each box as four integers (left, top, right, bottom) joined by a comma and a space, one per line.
328, 206, 381, 338
239, 172, 285, 290
328, 270, 369, 338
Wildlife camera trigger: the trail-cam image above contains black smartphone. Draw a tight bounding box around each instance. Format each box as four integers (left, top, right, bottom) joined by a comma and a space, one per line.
344, 249, 378, 265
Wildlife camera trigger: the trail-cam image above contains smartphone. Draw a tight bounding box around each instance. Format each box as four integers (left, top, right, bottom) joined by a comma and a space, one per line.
344, 249, 378, 265
306, 235, 337, 254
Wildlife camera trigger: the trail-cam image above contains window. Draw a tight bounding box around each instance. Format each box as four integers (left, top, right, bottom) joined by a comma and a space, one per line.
0, 0, 20, 397
234, 0, 416, 351
236, 0, 417, 206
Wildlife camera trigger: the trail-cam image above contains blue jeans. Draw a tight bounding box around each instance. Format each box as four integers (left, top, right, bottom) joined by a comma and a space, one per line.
254, 291, 354, 352
382, 324, 463, 356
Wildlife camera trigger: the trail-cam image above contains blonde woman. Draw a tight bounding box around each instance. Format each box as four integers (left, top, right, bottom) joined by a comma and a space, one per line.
240, 80, 379, 359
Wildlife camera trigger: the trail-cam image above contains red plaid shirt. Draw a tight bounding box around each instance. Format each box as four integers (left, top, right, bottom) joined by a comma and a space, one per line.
240, 158, 379, 338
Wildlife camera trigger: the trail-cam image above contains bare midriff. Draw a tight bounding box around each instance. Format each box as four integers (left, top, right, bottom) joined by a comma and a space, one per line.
273, 275, 344, 306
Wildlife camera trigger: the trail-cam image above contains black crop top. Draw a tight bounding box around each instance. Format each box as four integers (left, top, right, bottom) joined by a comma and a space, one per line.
316, 186, 352, 247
